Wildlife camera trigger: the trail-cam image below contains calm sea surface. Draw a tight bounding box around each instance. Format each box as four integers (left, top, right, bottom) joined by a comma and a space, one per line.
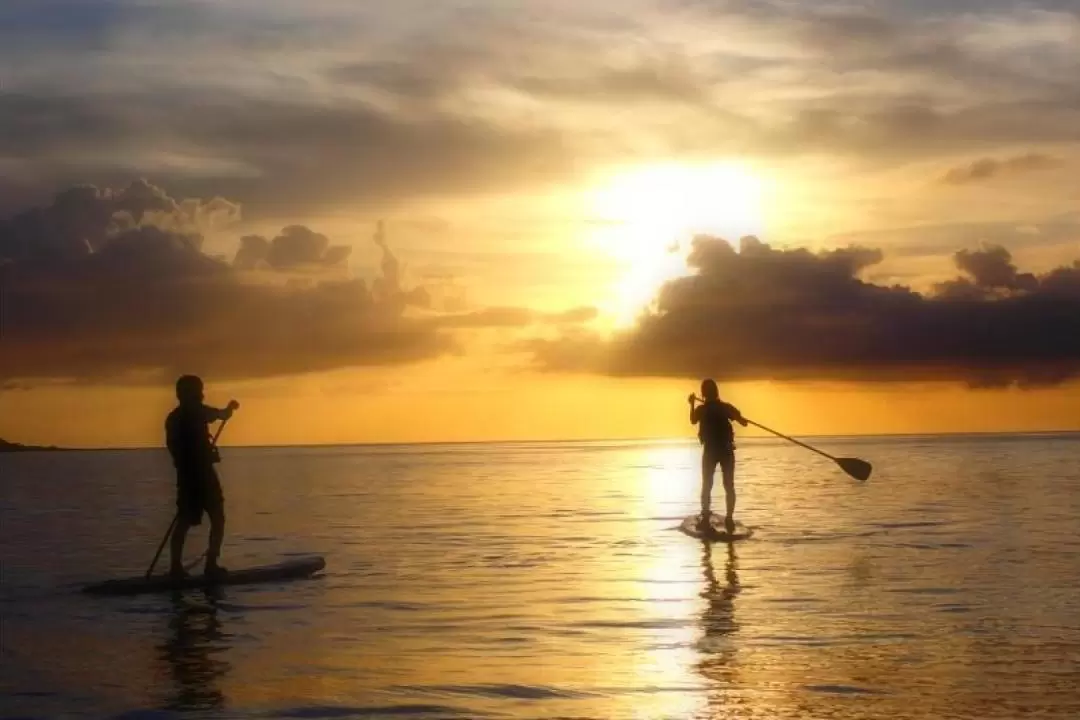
2, 434, 1080, 719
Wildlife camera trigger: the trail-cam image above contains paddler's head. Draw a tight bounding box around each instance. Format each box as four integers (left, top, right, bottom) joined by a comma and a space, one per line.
176, 374, 205, 406
701, 378, 719, 401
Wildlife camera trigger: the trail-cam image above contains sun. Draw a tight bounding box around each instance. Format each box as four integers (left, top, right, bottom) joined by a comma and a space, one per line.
586, 161, 767, 326
592, 161, 765, 243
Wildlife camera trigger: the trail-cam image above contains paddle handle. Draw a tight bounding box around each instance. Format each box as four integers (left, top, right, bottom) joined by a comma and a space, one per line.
744, 419, 838, 462
210, 415, 229, 445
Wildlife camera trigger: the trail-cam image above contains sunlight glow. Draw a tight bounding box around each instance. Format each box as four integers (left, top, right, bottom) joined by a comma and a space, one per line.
586, 161, 768, 327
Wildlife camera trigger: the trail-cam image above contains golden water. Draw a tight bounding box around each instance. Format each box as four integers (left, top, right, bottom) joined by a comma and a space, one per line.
3, 434, 1079, 718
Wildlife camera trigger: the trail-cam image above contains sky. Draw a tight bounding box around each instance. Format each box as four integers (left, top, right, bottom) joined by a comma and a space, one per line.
1, 0, 1078, 447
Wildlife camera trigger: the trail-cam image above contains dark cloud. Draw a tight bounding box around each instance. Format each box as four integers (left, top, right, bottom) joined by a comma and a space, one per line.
0, 92, 130, 162
934, 245, 1044, 300
824, 215, 1080, 260
0, 190, 440, 384
756, 101, 1080, 160
233, 226, 352, 272
941, 153, 1062, 185
0, 179, 239, 261
0, 182, 594, 385
0, 89, 585, 221
327, 61, 448, 101
529, 236, 1080, 388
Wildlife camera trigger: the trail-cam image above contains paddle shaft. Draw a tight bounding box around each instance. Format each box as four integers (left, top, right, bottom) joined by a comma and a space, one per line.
744, 419, 838, 462
145, 514, 178, 580
144, 416, 230, 579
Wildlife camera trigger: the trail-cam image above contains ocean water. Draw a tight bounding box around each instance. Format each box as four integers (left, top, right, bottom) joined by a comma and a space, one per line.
2, 433, 1080, 720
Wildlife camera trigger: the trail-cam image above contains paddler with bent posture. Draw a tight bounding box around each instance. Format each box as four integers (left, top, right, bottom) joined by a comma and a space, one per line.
165, 375, 239, 580
689, 379, 748, 534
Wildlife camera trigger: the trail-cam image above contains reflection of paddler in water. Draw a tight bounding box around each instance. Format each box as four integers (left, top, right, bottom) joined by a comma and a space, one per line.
157, 590, 231, 712
695, 541, 742, 703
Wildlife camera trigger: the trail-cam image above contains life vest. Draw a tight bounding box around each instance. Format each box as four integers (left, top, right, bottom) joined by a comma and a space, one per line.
698, 401, 735, 448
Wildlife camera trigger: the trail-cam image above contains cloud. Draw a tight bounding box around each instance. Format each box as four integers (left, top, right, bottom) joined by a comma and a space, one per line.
0, 182, 596, 385
941, 153, 1062, 184
0, 179, 240, 261
750, 102, 1080, 162
935, 245, 1040, 297
233, 226, 351, 272
0, 185, 386, 383
0, 88, 585, 220
2, 1, 1078, 220
529, 236, 1080, 388
827, 216, 1080, 254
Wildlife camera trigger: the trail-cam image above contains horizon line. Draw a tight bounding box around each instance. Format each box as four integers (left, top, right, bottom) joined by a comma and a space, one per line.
13, 427, 1080, 452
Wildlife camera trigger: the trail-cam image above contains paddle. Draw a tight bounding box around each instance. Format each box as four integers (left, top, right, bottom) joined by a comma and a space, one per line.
145, 416, 231, 579
744, 419, 872, 481
145, 516, 179, 580
691, 396, 872, 481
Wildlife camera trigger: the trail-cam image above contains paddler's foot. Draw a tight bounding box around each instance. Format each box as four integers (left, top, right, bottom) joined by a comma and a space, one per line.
204, 563, 229, 582
724, 515, 736, 534
697, 513, 712, 531
169, 566, 190, 582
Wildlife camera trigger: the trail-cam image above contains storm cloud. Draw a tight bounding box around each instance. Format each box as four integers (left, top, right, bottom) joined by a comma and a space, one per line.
529, 236, 1080, 388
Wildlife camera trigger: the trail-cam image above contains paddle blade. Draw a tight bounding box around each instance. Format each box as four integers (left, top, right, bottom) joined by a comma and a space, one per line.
837, 457, 872, 481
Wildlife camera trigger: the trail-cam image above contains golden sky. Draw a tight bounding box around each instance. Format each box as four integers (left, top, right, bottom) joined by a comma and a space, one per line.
1, 0, 1078, 446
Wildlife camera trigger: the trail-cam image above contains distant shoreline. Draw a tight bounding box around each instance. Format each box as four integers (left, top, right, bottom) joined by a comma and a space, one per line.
0, 439, 73, 453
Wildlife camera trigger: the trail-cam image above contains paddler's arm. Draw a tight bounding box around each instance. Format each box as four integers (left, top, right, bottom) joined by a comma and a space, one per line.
728, 404, 749, 427
202, 400, 240, 423
688, 394, 701, 424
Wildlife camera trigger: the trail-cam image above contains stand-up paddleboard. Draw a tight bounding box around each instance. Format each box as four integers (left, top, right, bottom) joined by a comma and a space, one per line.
679, 514, 754, 542
81, 555, 326, 596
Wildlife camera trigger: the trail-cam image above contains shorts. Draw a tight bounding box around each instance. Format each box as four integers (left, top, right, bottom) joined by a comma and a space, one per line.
703, 445, 735, 474
176, 468, 223, 526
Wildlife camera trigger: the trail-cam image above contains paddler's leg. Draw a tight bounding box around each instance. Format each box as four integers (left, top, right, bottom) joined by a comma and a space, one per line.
720, 448, 736, 534
170, 476, 200, 578
169, 518, 192, 578
699, 451, 716, 529
203, 470, 227, 578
